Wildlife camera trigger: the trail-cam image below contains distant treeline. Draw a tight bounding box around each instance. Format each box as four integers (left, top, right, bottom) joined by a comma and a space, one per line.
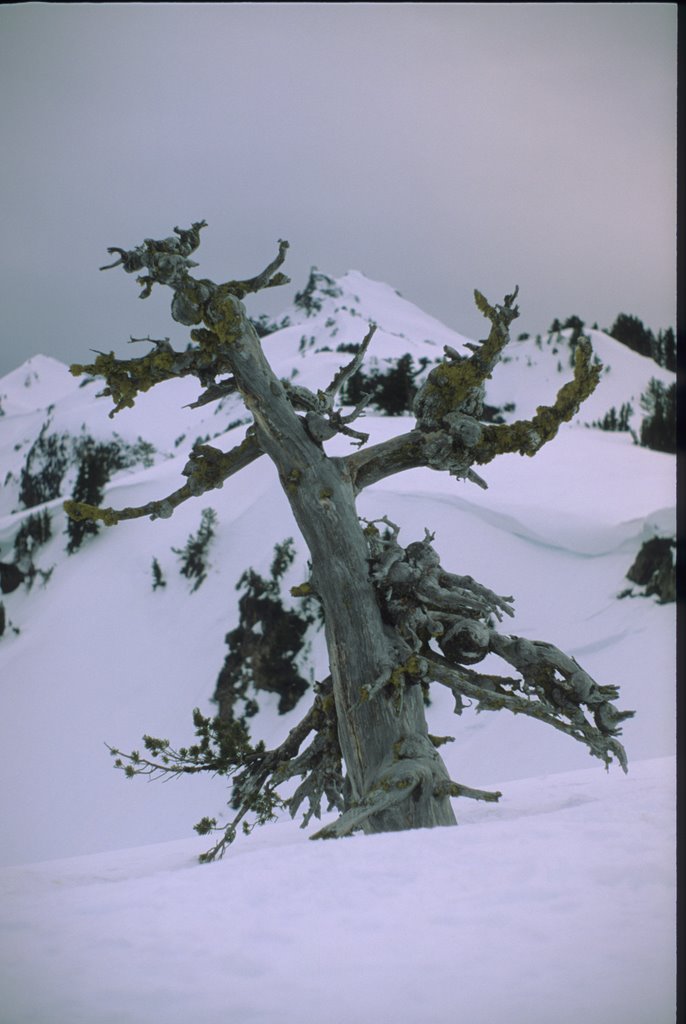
548, 313, 675, 373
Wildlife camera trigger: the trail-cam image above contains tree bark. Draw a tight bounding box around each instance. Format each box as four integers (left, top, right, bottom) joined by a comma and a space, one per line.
205, 293, 456, 832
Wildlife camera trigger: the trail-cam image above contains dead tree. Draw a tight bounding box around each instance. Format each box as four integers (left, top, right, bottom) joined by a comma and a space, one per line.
65, 223, 634, 860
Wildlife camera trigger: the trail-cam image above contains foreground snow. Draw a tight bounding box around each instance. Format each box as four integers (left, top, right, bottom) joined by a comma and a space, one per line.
0, 756, 675, 1024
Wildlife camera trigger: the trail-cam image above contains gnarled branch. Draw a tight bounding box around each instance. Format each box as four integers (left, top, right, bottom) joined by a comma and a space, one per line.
474, 339, 602, 463
70, 338, 236, 417
218, 238, 291, 299
109, 677, 343, 862
346, 291, 601, 492
425, 649, 631, 773
279, 324, 378, 447
362, 523, 633, 773
64, 432, 263, 525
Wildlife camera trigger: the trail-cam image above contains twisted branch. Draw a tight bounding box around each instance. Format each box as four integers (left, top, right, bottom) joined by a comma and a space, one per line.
280, 323, 378, 447
345, 289, 601, 491
64, 432, 263, 525
362, 524, 634, 773
474, 339, 602, 463
219, 238, 291, 299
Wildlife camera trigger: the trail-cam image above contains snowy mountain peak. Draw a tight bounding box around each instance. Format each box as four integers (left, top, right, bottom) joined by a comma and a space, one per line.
254, 267, 476, 362
0, 353, 80, 413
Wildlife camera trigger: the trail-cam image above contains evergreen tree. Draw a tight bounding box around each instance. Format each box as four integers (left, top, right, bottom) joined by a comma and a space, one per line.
151, 558, 167, 590
11, 510, 53, 588
601, 408, 618, 431
14, 510, 52, 562
66, 441, 120, 553
342, 353, 430, 416
0, 562, 24, 595
374, 354, 419, 415
618, 402, 633, 432
19, 428, 71, 508
653, 328, 676, 372
561, 316, 586, 367
562, 315, 585, 337
639, 379, 676, 453
214, 539, 316, 720
594, 402, 633, 433
172, 508, 217, 591
625, 537, 675, 604
608, 313, 654, 359
663, 329, 676, 373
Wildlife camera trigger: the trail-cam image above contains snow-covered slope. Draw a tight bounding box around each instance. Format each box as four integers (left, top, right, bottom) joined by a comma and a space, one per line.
0, 756, 675, 1024
0, 270, 675, 1023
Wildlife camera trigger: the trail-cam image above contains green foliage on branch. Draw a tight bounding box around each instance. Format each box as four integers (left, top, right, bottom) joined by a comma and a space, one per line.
108, 707, 283, 862
109, 679, 342, 862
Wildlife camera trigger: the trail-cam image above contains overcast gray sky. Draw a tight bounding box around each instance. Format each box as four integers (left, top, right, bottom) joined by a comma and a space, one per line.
0, 3, 676, 378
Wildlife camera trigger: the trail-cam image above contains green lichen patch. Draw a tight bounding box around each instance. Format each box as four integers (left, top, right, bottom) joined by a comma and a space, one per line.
413, 288, 520, 431
70, 333, 236, 419
283, 467, 302, 494
290, 582, 313, 598
475, 340, 602, 463
63, 499, 120, 527
421, 359, 486, 420
428, 734, 455, 748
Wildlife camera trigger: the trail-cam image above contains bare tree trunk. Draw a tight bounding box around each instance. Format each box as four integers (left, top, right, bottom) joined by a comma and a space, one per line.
287, 458, 456, 832
209, 295, 456, 832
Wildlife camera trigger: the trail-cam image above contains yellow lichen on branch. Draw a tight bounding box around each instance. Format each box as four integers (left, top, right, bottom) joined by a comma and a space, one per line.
472, 286, 520, 372
61, 433, 263, 527
63, 500, 122, 527
475, 339, 602, 463
70, 348, 180, 417
414, 287, 519, 430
